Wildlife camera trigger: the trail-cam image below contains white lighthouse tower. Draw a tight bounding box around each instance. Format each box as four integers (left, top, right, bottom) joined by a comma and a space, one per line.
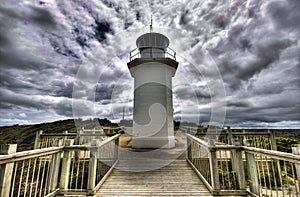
127, 30, 178, 148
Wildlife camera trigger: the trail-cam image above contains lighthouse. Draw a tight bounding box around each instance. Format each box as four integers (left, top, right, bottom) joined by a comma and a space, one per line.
127, 31, 178, 148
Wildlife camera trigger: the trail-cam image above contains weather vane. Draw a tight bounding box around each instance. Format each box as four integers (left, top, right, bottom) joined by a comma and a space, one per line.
150, 14, 153, 32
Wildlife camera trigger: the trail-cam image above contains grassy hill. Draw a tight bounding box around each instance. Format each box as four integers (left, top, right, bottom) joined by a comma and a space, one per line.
0, 118, 118, 151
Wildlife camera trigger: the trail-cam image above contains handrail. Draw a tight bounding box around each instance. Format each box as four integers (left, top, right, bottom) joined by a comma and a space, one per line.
95, 133, 121, 149
186, 133, 244, 152
185, 131, 300, 196
129, 47, 176, 61
185, 133, 210, 148
0, 133, 121, 197
244, 146, 300, 164
185, 133, 300, 163
0, 134, 122, 165
63, 133, 121, 151
181, 126, 272, 135
0, 146, 63, 164
195, 132, 271, 136
40, 133, 116, 137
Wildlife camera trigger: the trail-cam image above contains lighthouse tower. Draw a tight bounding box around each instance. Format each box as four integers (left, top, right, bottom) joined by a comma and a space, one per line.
127, 31, 178, 148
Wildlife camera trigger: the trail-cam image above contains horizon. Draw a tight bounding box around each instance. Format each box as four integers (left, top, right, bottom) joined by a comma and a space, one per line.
1, 118, 299, 130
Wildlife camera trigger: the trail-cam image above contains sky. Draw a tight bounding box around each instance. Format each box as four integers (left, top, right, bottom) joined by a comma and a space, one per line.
0, 0, 299, 128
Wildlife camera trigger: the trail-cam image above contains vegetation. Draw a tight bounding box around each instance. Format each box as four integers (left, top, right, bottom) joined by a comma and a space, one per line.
259, 172, 294, 188
218, 168, 238, 190
276, 137, 300, 153
0, 118, 118, 151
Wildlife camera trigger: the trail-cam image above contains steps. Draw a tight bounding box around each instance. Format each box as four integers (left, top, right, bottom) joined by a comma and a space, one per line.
96, 160, 212, 196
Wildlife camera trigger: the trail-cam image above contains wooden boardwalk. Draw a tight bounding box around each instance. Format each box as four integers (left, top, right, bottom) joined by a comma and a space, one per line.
95, 133, 212, 196
96, 159, 212, 196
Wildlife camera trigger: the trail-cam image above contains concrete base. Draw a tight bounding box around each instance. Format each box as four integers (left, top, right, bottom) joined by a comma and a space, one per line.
131, 136, 175, 149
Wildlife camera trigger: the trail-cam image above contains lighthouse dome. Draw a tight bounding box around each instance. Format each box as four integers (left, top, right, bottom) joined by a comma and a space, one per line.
136, 32, 169, 49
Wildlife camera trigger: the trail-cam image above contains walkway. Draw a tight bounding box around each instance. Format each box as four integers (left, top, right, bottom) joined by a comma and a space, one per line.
96, 133, 212, 196
96, 159, 212, 196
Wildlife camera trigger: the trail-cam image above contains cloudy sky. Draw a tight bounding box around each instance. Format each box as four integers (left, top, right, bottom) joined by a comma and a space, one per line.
0, 0, 299, 128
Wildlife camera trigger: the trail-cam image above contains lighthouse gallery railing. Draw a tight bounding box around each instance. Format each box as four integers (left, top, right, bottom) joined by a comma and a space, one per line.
129, 47, 176, 61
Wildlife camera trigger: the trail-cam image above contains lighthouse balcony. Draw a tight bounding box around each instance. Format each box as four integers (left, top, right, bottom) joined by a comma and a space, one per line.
129, 47, 176, 61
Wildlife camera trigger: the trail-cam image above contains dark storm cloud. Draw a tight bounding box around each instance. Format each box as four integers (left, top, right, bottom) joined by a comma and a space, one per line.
94, 83, 115, 101
266, 0, 300, 33
0, 21, 11, 47
0, 72, 34, 90
226, 105, 300, 124
0, 50, 57, 71
241, 38, 292, 78
48, 35, 81, 58
53, 99, 73, 117
51, 81, 74, 98
0, 88, 47, 110
0, 4, 57, 29
93, 82, 131, 102
215, 36, 294, 91
0, 3, 61, 71
174, 85, 211, 100
227, 100, 251, 108
247, 81, 285, 96
94, 21, 114, 43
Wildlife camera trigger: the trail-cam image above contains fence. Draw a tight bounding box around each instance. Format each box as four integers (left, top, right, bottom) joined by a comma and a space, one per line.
184, 130, 300, 197
34, 127, 123, 149
181, 127, 277, 150
0, 134, 121, 197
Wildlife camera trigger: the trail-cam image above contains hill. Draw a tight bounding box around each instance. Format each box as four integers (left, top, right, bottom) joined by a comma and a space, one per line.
1, 119, 299, 152
0, 118, 118, 151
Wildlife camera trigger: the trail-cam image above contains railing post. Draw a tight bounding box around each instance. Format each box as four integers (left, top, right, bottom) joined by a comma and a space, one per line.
209, 150, 220, 191
244, 139, 260, 196
227, 129, 233, 145
34, 130, 43, 149
292, 144, 300, 190
48, 140, 63, 193
186, 128, 192, 160
87, 139, 99, 195
76, 129, 83, 145
114, 136, 119, 163
59, 139, 74, 190
186, 136, 192, 161
232, 140, 246, 190
208, 139, 220, 191
63, 130, 68, 145
268, 129, 282, 188
0, 144, 17, 197
269, 130, 277, 151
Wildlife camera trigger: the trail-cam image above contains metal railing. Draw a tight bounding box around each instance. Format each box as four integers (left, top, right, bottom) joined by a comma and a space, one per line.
0, 134, 121, 197
129, 47, 176, 61
183, 128, 300, 197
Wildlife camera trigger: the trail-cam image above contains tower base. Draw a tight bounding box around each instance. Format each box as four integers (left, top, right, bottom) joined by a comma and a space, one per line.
131, 136, 175, 149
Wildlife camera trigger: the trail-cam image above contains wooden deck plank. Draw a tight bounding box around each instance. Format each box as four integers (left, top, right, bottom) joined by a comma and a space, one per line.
96, 159, 213, 197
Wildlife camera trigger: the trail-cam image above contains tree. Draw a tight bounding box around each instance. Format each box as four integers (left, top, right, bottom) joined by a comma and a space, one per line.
276, 137, 300, 153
